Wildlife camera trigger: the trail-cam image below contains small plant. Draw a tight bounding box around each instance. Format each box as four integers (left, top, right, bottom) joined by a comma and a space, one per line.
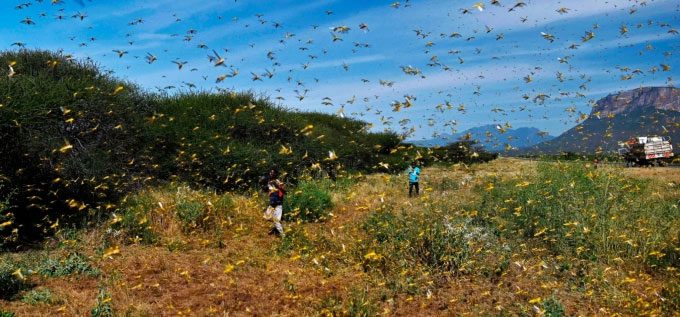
283, 181, 334, 222
345, 288, 378, 317
0, 311, 16, 317
277, 226, 312, 256
175, 200, 205, 231
0, 262, 29, 300
112, 195, 156, 244
317, 295, 343, 316
22, 287, 58, 305
91, 286, 114, 317
542, 295, 566, 317
37, 253, 100, 277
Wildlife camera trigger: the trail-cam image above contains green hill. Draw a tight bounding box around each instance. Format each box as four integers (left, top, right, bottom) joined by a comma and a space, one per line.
0, 50, 406, 247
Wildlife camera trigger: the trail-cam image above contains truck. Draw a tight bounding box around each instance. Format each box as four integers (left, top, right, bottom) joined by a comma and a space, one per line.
618, 136, 674, 167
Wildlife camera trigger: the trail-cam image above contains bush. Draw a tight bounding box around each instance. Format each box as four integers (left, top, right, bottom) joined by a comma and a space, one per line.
0, 311, 15, 317
37, 253, 100, 277
111, 195, 156, 244
283, 181, 334, 222
22, 287, 58, 305
542, 295, 566, 317
176, 200, 205, 231
0, 261, 29, 300
0, 50, 153, 247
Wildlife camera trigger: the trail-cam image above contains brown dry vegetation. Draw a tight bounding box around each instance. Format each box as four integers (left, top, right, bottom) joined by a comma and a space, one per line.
1, 158, 678, 316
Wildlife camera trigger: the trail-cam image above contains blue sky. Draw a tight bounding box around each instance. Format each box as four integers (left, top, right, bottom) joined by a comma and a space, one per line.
2, 0, 678, 141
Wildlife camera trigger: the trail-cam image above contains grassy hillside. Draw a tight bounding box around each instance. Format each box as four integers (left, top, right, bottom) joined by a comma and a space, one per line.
0, 158, 677, 316
0, 50, 495, 248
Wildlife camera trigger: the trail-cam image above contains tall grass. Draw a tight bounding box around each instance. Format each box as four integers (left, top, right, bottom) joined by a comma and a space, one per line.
476, 162, 679, 269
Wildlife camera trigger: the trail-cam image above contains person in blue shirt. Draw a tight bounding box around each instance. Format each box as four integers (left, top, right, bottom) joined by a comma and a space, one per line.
407, 161, 421, 197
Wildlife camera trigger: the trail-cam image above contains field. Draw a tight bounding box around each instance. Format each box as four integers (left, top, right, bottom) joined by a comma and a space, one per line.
1, 158, 679, 316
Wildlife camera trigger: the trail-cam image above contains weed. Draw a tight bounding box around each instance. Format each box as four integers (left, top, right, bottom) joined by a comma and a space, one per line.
21, 287, 60, 305
37, 252, 100, 277
90, 286, 114, 317
0, 311, 15, 317
277, 226, 312, 256
175, 200, 205, 231
345, 288, 378, 317
542, 295, 566, 317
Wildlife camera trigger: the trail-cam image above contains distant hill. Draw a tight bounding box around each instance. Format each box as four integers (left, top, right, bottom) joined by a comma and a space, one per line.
522, 87, 680, 154
411, 125, 554, 151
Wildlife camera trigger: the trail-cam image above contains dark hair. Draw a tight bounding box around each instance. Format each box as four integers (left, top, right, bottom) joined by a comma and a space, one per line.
269, 168, 279, 177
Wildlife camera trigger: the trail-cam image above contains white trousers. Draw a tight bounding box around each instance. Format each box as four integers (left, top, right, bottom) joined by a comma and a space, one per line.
264, 205, 283, 234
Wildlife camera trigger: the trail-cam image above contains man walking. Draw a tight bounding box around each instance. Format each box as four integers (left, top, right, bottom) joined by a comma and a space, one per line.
407, 161, 421, 197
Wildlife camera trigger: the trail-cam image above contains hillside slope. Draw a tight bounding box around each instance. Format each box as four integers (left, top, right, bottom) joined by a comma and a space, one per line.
524, 87, 680, 154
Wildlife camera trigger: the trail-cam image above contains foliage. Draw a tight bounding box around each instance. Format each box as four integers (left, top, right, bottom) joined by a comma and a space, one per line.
21, 287, 58, 305
542, 295, 566, 317
37, 252, 100, 277
362, 209, 470, 275
0, 49, 154, 247
110, 194, 157, 245
283, 180, 334, 222
90, 286, 114, 317
476, 162, 679, 268
0, 50, 405, 247
0, 261, 29, 300
0, 311, 15, 317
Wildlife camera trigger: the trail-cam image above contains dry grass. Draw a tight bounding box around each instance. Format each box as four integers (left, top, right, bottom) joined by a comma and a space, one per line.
1, 158, 678, 316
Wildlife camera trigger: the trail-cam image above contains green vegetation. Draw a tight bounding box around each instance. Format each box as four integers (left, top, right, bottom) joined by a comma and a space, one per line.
110, 194, 157, 245
0, 262, 29, 300
37, 252, 100, 277
91, 286, 114, 317
21, 287, 59, 305
476, 162, 679, 269
0, 311, 15, 317
542, 295, 566, 317
0, 50, 496, 248
283, 180, 334, 222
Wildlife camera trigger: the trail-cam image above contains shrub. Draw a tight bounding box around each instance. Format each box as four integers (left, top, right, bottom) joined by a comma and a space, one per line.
22, 287, 59, 305
111, 195, 156, 244
0, 311, 15, 317
0, 261, 29, 300
91, 286, 114, 317
283, 181, 334, 222
175, 200, 205, 231
37, 253, 100, 277
542, 295, 566, 317
0, 50, 153, 247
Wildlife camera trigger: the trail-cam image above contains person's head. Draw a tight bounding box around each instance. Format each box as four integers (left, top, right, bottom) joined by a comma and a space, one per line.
411, 161, 417, 167
269, 168, 279, 179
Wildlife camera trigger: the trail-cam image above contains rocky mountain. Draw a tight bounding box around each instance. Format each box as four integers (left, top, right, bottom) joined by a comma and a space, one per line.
411, 125, 554, 151
523, 87, 680, 154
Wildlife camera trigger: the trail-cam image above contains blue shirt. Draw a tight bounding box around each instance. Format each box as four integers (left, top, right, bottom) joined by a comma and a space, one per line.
408, 166, 420, 183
